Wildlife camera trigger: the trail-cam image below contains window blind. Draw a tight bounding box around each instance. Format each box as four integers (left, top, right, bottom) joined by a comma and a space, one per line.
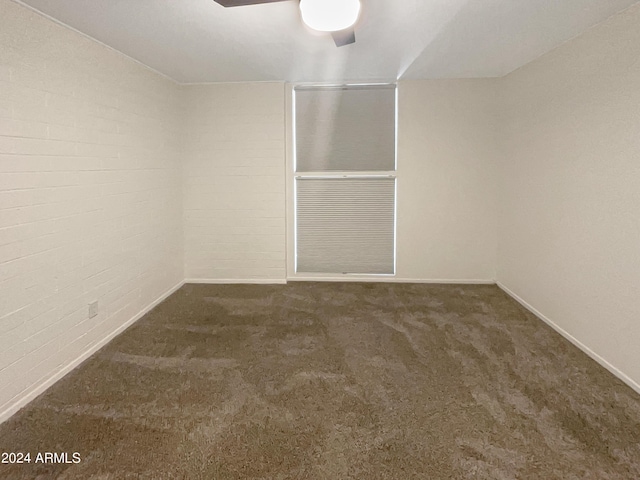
296, 177, 396, 274
294, 85, 396, 172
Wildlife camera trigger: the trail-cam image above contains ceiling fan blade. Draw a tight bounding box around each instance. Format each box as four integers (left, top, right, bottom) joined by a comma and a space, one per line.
213, 0, 289, 7
331, 28, 356, 47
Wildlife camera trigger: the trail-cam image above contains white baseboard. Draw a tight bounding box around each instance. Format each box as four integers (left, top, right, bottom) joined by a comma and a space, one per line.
185, 278, 287, 285
0, 280, 185, 425
186, 277, 495, 285
289, 276, 496, 284
497, 282, 640, 396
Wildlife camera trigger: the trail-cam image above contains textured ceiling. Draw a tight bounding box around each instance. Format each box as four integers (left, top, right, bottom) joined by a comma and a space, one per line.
15, 0, 640, 84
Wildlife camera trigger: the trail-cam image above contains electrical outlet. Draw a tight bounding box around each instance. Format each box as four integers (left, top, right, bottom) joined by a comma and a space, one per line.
88, 301, 98, 319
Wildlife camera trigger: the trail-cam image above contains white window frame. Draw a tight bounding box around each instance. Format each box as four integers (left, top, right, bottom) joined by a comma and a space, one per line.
285, 83, 398, 281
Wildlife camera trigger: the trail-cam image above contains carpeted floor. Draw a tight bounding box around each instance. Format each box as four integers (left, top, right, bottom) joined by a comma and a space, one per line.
1, 283, 639, 479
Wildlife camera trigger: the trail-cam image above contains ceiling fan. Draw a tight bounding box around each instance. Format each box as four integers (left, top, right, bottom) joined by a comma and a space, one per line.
212, 0, 361, 47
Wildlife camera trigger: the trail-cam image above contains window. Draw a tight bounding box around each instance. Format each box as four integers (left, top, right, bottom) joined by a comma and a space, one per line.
293, 84, 397, 275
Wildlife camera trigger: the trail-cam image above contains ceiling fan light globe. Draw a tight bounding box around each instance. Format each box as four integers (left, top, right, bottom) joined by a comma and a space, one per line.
299, 0, 361, 32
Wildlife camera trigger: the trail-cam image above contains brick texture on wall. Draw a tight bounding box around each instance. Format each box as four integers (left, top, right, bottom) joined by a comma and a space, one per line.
182, 83, 286, 281
0, 0, 184, 416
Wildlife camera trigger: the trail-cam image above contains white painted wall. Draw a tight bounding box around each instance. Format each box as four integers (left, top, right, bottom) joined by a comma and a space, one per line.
0, 0, 183, 419
498, 3, 640, 389
182, 83, 286, 282
395, 80, 498, 282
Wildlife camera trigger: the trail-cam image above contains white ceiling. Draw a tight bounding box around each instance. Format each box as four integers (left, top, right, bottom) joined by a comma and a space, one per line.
16, 0, 639, 84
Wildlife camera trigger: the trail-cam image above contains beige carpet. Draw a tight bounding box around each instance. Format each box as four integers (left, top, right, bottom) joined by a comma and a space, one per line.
1, 283, 639, 479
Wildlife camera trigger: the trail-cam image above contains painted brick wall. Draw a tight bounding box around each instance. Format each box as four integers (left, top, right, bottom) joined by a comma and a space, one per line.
183, 83, 286, 281
0, 0, 183, 417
